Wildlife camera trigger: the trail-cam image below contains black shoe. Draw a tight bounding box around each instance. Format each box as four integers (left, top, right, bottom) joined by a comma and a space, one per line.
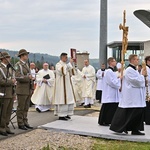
6, 131, 15, 134
18, 125, 28, 130
131, 130, 145, 135
99, 123, 110, 126
0, 131, 8, 136
25, 124, 33, 129
66, 115, 71, 119
79, 102, 84, 106
59, 117, 68, 121
36, 108, 41, 113
84, 104, 91, 108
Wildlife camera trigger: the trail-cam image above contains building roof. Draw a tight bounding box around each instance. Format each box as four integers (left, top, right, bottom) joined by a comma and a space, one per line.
134, 10, 150, 28
107, 41, 144, 48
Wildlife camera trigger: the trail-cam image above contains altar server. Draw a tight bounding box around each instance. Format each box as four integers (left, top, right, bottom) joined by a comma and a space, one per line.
110, 54, 146, 135
96, 63, 106, 103
98, 57, 121, 126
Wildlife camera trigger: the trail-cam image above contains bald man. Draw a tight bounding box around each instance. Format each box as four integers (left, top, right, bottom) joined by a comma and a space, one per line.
30, 63, 36, 79
31, 63, 55, 112
82, 59, 96, 108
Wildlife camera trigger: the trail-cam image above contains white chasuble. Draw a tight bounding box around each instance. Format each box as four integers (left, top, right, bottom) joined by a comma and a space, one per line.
31, 69, 55, 105
53, 60, 75, 105
71, 68, 83, 101
82, 65, 96, 98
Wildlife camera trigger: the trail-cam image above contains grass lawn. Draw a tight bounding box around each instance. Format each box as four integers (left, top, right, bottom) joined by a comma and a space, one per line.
92, 138, 150, 150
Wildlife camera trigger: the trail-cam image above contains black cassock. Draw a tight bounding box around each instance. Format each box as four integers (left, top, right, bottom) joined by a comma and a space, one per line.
110, 107, 144, 132
98, 103, 118, 125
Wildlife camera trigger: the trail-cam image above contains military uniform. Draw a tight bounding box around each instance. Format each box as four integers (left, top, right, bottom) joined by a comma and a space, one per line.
15, 49, 33, 129
0, 52, 15, 136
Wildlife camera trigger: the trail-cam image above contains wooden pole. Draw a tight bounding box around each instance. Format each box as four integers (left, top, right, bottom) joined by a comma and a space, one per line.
119, 10, 129, 91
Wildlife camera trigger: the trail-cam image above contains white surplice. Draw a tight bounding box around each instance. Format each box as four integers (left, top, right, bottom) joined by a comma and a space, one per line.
119, 66, 146, 108
101, 68, 121, 104
96, 69, 105, 91
31, 69, 55, 107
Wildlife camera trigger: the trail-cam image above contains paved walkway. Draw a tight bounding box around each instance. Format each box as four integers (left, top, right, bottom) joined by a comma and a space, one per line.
0, 105, 95, 140
39, 115, 150, 143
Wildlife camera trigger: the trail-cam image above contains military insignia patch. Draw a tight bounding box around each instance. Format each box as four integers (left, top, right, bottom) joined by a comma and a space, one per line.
15, 65, 18, 70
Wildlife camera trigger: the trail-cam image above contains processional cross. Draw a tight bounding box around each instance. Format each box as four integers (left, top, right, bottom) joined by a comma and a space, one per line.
119, 10, 129, 69
119, 10, 129, 91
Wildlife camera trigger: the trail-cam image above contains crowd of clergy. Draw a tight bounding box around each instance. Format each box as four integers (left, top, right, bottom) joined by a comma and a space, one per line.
31, 53, 150, 136
0, 49, 150, 137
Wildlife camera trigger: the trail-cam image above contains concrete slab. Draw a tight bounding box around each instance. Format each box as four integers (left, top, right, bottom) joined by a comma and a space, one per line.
39, 115, 150, 143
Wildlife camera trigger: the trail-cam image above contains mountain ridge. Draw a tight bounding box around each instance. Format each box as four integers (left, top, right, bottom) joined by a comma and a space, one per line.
0, 49, 99, 69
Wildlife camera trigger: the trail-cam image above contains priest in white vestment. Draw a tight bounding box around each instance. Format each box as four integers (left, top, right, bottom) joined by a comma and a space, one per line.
30, 63, 36, 79
53, 53, 75, 121
116, 62, 126, 77
98, 57, 121, 126
110, 54, 146, 135
31, 63, 55, 112
71, 67, 83, 102
82, 59, 96, 108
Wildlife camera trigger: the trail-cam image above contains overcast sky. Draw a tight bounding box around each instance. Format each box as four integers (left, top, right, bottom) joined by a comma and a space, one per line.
0, 0, 149, 58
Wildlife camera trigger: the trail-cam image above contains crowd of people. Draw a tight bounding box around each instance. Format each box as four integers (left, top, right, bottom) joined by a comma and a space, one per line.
98, 55, 150, 135
0, 49, 149, 137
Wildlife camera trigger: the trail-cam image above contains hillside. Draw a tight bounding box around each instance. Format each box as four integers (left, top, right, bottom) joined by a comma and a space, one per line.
0, 49, 99, 69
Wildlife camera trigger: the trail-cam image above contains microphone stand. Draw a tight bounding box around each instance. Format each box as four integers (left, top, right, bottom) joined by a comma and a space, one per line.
0, 52, 16, 126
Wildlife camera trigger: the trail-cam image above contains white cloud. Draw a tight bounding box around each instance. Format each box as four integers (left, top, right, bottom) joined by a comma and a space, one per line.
0, 0, 149, 58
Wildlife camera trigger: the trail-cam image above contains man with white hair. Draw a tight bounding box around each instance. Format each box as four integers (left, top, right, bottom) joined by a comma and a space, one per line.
30, 63, 36, 79
31, 63, 55, 112
116, 62, 125, 78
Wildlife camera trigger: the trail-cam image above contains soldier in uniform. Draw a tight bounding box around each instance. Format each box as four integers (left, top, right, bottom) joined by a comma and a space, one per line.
15, 49, 33, 130
0, 52, 16, 136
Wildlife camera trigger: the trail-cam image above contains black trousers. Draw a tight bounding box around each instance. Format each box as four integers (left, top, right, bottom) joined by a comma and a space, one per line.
96, 90, 102, 103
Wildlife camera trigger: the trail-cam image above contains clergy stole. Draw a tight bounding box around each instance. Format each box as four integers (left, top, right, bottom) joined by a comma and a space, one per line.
62, 66, 67, 104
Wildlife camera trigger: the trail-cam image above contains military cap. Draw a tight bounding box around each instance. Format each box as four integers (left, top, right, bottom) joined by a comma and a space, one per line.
0, 51, 11, 60
17, 49, 29, 57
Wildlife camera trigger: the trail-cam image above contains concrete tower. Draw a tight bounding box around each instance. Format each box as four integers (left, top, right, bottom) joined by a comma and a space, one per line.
99, 0, 107, 66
